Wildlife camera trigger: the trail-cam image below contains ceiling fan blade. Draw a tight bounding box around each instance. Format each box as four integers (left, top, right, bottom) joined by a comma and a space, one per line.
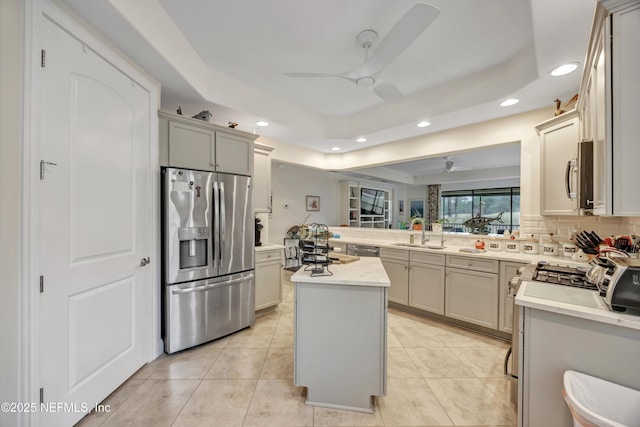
372, 82, 403, 101
284, 72, 357, 83
284, 72, 334, 78
354, 3, 440, 77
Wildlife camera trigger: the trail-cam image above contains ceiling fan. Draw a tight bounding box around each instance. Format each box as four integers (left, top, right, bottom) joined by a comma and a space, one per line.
443, 156, 470, 173
284, 3, 440, 101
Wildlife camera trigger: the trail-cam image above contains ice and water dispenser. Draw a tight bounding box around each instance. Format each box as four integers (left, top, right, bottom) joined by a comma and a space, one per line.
178, 226, 208, 269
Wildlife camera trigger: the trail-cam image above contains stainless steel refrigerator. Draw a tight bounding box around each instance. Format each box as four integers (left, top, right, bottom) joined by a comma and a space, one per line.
162, 167, 255, 353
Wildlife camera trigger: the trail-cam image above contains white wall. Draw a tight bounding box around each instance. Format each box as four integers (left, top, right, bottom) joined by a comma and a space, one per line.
267, 162, 400, 243
269, 163, 342, 243
0, 0, 24, 423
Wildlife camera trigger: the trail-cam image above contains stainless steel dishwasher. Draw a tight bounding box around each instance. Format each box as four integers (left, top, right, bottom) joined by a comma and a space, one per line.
346, 243, 380, 257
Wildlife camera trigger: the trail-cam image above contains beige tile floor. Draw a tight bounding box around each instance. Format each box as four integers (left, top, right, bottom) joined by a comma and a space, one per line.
77, 272, 516, 427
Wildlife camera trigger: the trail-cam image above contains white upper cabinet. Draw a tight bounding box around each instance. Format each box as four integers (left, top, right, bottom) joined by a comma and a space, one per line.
578, 1, 640, 216
253, 142, 273, 212
536, 110, 580, 216
159, 109, 256, 176
215, 131, 253, 176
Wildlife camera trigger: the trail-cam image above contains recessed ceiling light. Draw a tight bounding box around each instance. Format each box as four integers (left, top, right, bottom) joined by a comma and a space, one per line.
331, 146, 341, 151
500, 98, 519, 107
356, 137, 367, 143
550, 62, 579, 77
417, 121, 431, 128
256, 121, 269, 127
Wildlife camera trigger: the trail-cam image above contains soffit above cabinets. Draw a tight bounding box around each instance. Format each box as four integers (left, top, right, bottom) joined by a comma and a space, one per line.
61, 0, 594, 154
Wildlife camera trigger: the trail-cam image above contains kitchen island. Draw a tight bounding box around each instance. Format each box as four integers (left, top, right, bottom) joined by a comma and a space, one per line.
291, 257, 390, 413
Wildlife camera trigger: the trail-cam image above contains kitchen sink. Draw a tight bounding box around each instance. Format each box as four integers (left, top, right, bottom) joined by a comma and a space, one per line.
392, 243, 447, 250
392, 243, 423, 247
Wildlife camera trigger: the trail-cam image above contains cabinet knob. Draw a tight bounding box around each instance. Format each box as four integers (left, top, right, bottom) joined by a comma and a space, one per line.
468, 261, 473, 266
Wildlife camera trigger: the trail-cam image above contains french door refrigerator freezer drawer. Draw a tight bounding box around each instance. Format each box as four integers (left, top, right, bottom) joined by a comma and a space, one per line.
164, 271, 255, 353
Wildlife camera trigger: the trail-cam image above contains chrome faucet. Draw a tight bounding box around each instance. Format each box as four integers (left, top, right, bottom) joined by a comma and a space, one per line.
409, 217, 429, 244
439, 227, 446, 247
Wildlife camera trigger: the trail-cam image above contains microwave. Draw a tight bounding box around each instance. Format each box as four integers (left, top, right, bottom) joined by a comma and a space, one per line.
576, 139, 594, 215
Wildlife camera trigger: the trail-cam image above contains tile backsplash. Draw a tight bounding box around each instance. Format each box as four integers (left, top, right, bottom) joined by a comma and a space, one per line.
520, 215, 640, 241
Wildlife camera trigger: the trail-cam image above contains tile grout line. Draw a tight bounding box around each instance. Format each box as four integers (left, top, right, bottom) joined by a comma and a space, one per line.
169, 377, 204, 427
241, 308, 280, 426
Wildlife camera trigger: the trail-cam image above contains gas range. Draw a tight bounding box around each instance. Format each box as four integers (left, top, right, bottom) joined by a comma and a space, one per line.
528, 262, 597, 291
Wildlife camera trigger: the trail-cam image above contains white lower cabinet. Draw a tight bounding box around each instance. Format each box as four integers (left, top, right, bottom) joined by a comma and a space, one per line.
408, 252, 445, 315
521, 307, 640, 426
383, 249, 522, 335
445, 257, 499, 330
499, 261, 527, 333
255, 248, 283, 310
380, 248, 409, 305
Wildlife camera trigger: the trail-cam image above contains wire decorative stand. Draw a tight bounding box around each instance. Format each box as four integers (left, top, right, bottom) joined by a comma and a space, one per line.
300, 223, 332, 276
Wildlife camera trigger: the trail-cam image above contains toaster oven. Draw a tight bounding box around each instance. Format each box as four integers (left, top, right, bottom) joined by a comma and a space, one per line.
597, 258, 640, 313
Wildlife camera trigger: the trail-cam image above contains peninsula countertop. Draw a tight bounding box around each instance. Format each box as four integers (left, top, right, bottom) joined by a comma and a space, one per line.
328, 236, 588, 267
516, 280, 640, 331
290, 257, 390, 288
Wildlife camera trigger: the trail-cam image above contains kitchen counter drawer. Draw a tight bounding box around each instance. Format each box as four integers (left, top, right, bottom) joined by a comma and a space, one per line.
256, 248, 284, 264
446, 255, 499, 273
410, 251, 445, 266
380, 248, 409, 261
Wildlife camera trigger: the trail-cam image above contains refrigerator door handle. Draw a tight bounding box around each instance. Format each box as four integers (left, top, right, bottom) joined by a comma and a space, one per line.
213, 181, 220, 270
220, 181, 226, 265
171, 274, 255, 295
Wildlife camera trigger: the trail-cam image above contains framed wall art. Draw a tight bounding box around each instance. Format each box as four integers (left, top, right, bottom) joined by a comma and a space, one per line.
306, 195, 320, 211
409, 199, 425, 218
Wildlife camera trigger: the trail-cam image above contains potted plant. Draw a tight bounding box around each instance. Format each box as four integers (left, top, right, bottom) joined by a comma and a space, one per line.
431, 218, 447, 233
410, 217, 423, 230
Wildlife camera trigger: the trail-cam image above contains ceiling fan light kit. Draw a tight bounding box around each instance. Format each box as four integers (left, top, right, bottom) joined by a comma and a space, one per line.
356, 76, 375, 87
284, 2, 440, 101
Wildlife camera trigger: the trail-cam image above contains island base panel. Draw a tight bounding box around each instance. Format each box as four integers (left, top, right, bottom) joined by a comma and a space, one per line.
294, 282, 387, 413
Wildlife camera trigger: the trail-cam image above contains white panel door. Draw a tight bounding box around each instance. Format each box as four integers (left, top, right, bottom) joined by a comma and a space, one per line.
38, 17, 150, 426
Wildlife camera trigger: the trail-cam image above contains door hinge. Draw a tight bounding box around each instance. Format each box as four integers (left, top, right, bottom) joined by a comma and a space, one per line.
39, 387, 44, 404
40, 275, 44, 293
41, 49, 45, 68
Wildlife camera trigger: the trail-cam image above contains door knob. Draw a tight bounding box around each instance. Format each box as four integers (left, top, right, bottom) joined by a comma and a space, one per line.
140, 257, 151, 266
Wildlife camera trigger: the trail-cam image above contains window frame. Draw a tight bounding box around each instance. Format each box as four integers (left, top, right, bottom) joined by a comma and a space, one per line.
440, 187, 520, 233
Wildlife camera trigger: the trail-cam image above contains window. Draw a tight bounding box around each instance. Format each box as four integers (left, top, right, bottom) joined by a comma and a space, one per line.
360, 188, 385, 215
440, 187, 520, 234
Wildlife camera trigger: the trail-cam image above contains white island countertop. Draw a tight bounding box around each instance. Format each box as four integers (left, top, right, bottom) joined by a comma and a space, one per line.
516, 280, 640, 331
255, 243, 285, 252
291, 257, 390, 288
